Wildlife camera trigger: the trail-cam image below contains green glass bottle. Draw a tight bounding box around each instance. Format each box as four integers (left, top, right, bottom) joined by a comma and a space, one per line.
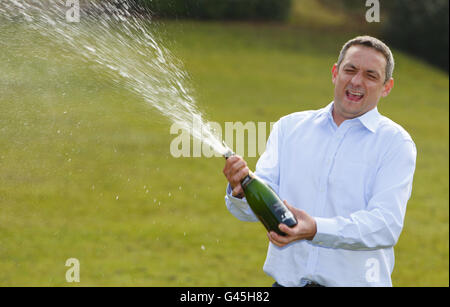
224, 147, 297, 236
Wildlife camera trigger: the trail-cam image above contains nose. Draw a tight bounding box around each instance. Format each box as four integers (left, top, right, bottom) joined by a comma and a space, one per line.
350, 71, 364, 86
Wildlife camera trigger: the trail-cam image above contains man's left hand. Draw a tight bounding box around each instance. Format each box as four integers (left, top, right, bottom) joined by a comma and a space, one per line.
267, 200, 317, 248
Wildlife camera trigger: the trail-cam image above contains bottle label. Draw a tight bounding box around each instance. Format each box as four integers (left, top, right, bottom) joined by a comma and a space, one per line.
272, 201, 296, 224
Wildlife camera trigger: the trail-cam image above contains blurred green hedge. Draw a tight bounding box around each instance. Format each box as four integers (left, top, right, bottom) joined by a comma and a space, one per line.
383, 0, 449, 72
137, 0, 292, 21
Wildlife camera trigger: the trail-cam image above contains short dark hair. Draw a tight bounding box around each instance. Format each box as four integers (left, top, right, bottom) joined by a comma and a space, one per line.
337, 36, 394, 83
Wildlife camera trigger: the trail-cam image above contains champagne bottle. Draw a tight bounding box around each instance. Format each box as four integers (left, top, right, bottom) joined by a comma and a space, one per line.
224, 145, 297, 236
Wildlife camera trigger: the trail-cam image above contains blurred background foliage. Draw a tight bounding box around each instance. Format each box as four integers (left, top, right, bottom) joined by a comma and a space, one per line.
136, 0, 449, 73
138, 0, 292, 21
383, 0, 449, 72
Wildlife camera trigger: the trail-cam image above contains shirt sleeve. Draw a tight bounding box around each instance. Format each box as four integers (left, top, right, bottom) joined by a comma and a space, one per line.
224, 183, 258, 222
224, 120, 282, 222
311, 139, 417, 251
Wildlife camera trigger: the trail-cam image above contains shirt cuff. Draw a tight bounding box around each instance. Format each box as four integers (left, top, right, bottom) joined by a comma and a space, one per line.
225, 183, 248, 206
310, 217, 341, 247
225, 184, 258, 222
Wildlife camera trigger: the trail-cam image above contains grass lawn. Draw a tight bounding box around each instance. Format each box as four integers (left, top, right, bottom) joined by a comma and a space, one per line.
0, 19, 448, 286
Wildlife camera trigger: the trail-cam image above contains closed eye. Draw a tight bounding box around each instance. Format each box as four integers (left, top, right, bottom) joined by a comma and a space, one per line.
367, 73, 379, 80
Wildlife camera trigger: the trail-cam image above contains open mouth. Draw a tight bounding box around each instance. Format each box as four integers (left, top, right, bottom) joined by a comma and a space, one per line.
345, 89, 365, 102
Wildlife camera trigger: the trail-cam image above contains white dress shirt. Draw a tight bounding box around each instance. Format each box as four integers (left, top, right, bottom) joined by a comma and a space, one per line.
225, 102, 417, 287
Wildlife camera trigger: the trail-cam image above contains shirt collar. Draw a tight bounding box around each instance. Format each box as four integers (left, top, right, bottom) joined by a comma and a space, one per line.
357, 105, 381, 133
315, 101, 381, 133
315, 102, 334, 121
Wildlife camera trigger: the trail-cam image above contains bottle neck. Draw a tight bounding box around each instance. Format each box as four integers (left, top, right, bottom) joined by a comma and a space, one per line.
240, 172, 254, 189
223, 148, 235, 159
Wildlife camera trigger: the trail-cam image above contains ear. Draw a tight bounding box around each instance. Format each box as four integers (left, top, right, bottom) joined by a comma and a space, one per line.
332, 64, 338, 84
381, 78, 394, 97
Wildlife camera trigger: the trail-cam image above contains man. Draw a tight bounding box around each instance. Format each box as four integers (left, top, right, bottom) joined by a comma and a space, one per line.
223, 36, 417, 287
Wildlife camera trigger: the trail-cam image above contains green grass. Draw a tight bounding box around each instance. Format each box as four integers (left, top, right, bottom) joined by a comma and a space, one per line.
0, 19, 448, 286
288, 0, 384, 35
289, 0, 348, 28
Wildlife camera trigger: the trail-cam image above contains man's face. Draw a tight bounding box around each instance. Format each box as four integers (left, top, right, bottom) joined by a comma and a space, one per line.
332, 45, 394, 125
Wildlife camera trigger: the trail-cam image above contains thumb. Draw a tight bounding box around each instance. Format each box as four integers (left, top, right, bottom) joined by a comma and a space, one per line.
232, 185, 244, 198
283, 200, 296, 212
283, 200, 302, 219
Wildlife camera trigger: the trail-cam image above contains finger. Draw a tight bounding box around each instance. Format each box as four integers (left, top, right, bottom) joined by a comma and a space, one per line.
226, 155, 240, 164
223, 156, 245, 178
278, 223, 296, 237
232, 185, 244, 198
267, 232, 285, 247
227, 160, 245, 180
232, 166, 249, 184
283, 200, 295, 211
227, 155, 243, 166
231, 159, 246, 174
269, 231, 290, 246
223, 155, 240, 174
283, 200, 301, 219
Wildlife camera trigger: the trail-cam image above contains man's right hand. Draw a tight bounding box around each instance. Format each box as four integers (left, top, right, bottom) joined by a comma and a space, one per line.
223, 155, 249, 199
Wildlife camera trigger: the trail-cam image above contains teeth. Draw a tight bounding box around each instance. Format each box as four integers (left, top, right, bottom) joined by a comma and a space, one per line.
348, 90, 364, 96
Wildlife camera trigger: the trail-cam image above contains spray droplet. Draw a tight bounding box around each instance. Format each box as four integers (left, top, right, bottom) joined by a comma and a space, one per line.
201, 245, 205, 251
0, 0, 228, 175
